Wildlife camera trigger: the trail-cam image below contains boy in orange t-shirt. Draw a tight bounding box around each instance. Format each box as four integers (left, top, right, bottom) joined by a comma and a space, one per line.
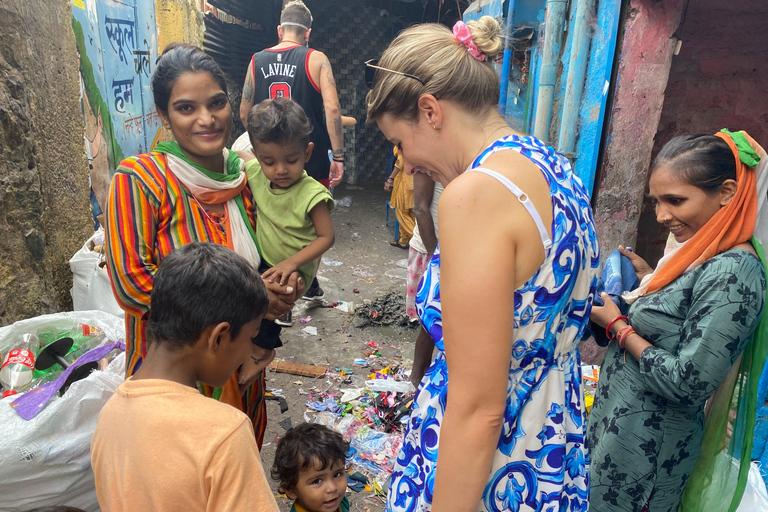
91, 243, 278, 512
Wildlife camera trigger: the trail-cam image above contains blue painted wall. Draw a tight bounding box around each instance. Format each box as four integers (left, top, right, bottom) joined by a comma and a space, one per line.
463, 0, 621, 197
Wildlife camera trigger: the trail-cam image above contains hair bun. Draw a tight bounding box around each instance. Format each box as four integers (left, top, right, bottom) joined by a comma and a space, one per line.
466, 16, 504, 60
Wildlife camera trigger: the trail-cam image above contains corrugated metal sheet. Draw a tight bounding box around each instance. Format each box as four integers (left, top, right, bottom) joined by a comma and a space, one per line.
206, 0, 281, 25
203, 14, 275, 89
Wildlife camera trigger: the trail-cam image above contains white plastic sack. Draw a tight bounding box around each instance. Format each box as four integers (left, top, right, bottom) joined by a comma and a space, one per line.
736, 461, 768, 511
0, 311, 126, 512
69, 229, 124, 318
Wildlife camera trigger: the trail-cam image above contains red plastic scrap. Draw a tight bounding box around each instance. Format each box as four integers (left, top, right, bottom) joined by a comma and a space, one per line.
367, 340, 379, 348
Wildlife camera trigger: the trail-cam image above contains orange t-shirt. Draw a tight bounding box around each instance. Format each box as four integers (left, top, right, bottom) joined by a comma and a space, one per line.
91, 378, 278, 512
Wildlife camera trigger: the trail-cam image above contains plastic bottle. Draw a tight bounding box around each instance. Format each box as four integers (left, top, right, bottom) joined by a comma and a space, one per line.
0, 333, 40, 395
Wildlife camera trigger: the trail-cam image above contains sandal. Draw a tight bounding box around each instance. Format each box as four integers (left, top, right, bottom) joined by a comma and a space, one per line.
390, 240, 408, 249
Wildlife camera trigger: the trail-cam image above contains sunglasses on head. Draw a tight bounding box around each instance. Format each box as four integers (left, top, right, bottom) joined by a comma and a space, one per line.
365, 59, 425, 89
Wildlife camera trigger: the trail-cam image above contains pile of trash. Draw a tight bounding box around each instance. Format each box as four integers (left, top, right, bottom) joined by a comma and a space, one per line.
354, 292, 416, 328
0, 311, 124, 402
0, 310, 126, 511
300, 357, 416, 489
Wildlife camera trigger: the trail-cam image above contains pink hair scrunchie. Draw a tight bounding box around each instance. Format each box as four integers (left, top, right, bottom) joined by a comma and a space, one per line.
453, 21, 486, 62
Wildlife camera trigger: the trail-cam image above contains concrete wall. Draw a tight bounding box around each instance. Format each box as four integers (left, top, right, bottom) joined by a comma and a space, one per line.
635, 0, 768, 264
591, 0, 686, 261
0, 0, 93, 325
155, 0, 205, 51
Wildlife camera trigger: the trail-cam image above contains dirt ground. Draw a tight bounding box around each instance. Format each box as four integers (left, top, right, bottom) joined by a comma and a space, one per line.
259, 181, 419, 512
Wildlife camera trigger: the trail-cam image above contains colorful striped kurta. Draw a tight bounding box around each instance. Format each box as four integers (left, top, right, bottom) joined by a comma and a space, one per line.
105, 151, 267, 445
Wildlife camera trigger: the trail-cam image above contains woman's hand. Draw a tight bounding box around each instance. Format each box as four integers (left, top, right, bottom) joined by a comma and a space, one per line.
384, 178, 393, 192
238, 346, 276, 394
590, 292, 623, 329
262, 272, 304, 321
619, 245, 654, 281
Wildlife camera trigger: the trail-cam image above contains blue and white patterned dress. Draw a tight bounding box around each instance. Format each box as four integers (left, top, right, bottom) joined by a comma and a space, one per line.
386, 135, 599, 512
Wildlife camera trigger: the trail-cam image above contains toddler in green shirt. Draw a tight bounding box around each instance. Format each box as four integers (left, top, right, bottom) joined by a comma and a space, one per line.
240, 98, 335, 347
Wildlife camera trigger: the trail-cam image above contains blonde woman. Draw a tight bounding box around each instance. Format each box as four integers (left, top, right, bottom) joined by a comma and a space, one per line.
366, 17, 599, 512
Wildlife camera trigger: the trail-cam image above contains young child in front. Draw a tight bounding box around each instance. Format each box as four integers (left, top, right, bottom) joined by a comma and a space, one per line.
90, 243, 278, 512
272, 423, 350, 512
240, 97, 335, 340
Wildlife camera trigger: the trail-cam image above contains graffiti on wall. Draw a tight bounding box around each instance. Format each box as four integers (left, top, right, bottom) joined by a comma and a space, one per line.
71, 0, 161, 220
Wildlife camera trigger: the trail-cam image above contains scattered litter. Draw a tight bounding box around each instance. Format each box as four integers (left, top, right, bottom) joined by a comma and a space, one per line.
366, 379, 415, 394
308, 398, 345, 414
298, 388, 309, 395
301, 326, 318, 336
355, 292, 416, 328
265, 394, 289, 413
336, 196, 353, 208
384, 267, 408, 280
270, 360, 327, 378
266, 388, 284, 396
352, 266, 376, 279
321, 301, 341, 308
395, 259, 408, 269
353, 288, 360, 294
292, 380, 304, 385
340, 388, 366, 403
299, 316, 313, 324
367, 340, 379, 348
354, 358, 368, 365
336, 301, 354, 314
321, 257, 343, 267
335, 367, 355, 375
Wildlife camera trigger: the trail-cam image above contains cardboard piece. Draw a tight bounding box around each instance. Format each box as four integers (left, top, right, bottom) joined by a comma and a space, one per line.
269, 360, 327, 378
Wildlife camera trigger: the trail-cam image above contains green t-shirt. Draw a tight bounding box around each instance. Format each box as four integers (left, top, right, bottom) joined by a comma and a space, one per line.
245, 159, 334, 284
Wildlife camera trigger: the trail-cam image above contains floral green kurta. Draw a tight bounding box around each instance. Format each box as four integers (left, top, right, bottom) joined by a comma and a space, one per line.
587, 249, 765, 512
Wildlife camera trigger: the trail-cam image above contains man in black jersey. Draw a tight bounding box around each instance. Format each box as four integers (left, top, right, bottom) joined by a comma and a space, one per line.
239, 0, 344, 190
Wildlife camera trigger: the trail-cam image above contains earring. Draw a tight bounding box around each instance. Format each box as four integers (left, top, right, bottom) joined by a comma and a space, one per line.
433, 124, 440, 137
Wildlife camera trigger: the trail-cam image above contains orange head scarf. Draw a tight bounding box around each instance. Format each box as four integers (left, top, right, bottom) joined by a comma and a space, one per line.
644, 131, 760, 295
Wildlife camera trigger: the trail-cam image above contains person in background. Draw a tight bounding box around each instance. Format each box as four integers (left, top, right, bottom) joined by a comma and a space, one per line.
384, 145, 415, 249
366, 16, 598, 512
588, 131, 766, 512
408, 171, 443, 386
92, 243, 278, 512
239, 0, 343, 191
105, 43, 302, 449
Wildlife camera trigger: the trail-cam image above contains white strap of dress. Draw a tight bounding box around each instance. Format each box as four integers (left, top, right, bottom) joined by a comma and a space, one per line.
468, 167, 553, 251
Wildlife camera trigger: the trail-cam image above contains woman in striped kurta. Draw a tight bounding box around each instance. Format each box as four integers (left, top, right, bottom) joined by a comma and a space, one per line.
105, 44, 300, 446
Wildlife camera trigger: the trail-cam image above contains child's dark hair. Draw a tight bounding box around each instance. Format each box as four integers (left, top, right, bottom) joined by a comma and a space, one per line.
247, 97, 313, 147
271, 423, 349, 492
652, 134, 737, 194
151, 43, 229, 113
149, 243, 268, 348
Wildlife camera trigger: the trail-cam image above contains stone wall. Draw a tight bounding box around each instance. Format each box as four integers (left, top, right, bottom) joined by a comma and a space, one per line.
0, 0, 93, 326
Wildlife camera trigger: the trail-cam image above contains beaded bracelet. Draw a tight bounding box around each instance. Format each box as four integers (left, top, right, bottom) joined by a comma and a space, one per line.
605, 315, 628, 341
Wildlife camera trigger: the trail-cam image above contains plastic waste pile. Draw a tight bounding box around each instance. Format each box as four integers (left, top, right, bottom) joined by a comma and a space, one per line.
303, 360, 415, 489
0, 321, 119, 399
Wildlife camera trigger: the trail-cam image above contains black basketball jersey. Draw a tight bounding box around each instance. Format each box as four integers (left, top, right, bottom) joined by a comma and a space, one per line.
251, 45, 332, 181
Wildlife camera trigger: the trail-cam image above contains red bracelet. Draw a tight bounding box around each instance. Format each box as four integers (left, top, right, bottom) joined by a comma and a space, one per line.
618, 327, 636, 349
606, 315, 628, 341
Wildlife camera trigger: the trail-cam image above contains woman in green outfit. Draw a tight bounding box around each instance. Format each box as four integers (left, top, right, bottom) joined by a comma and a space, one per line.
588, 131, 766, 512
